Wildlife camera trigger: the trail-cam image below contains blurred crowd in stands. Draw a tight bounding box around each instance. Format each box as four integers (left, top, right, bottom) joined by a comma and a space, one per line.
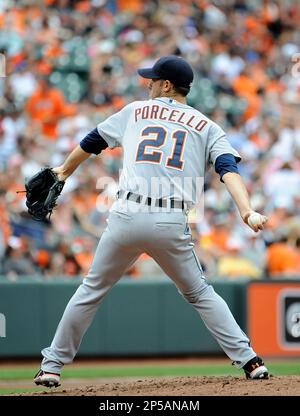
0, 0, 300, 280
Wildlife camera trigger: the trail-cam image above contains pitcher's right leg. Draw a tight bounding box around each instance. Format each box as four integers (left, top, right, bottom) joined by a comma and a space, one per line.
147, 219, 265, 375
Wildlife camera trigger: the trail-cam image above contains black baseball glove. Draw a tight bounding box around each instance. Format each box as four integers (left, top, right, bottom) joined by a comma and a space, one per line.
25, 167, 65, 221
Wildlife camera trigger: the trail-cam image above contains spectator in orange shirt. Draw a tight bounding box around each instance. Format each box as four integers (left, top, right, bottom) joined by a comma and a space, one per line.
232, 68, 259, 98
200, 214, 231, 255
26, 77, 76, 140
266, 237, 299, 278
117, 0, 143, 13
232, 67, 263, 120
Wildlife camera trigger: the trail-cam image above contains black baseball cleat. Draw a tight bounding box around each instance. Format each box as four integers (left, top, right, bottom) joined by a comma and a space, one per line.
34, 369, 61, 388
243, 356, 269, 380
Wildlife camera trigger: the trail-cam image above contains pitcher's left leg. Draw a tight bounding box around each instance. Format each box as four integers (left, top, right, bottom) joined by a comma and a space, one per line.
40, 225, 141, 375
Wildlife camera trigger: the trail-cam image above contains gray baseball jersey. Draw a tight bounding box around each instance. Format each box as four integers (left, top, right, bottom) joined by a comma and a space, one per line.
40, 97, 257, 376
97, 97, 240, 206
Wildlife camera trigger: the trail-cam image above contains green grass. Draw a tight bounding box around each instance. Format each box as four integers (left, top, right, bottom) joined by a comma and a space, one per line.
0, 388, 42, 395
0, 365, 236, 380
1, 361, 300, 381
0, 360, 299, 395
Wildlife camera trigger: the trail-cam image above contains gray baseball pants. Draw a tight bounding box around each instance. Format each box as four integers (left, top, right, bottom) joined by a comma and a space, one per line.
41, 207, 256, 374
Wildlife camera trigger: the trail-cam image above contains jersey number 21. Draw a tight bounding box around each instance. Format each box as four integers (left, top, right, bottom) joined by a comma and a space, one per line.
135, 126, 187, 171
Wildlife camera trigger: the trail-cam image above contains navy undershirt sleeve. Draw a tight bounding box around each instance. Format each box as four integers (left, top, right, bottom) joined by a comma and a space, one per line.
215, 153, 240, 182
80, 128, 109, 155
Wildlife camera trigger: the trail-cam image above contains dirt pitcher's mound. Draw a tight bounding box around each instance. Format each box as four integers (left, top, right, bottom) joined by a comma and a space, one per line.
17, 376, 300, 396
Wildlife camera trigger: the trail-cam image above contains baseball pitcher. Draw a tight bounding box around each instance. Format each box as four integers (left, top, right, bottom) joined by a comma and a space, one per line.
33, 56, 269, 388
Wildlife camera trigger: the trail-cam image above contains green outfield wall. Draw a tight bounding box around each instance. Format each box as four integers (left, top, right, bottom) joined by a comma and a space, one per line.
0, 278, 247, 357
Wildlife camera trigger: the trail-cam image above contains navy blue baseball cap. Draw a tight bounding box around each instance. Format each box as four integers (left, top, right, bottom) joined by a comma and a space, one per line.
138, 55, 194, 88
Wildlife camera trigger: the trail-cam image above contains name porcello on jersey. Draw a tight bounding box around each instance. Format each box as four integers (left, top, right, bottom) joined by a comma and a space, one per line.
134, 103, 208, 132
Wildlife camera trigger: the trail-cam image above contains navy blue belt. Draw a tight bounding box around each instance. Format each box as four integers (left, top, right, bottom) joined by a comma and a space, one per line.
117, 190, 187, 210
